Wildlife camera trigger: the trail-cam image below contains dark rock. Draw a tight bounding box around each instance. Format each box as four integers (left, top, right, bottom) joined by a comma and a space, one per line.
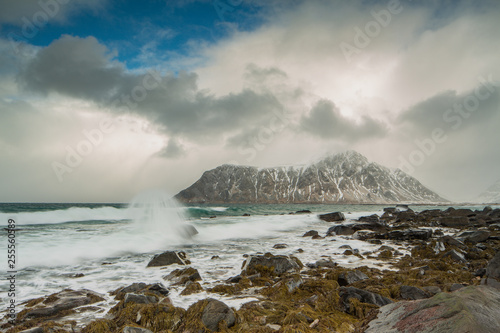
338, 270, 369, 286
303, 230, 319, 237
439, 216, 469, 228
339, 287, 393, 313
23, 289, 104, 319
123, 293, 157, 305
211, 255, 220, 259
18, 328, 44, 333
319, 212, 345, 222
273, 243, 288, 249
387, 229, 432, 241
366, 286, 500, 333
449, 283, 466, 292
123, 327, 154, 333
358, 214, 379, 223
383, 207, 397, 214
440, 235, 465, 248
307, 259, 336, 269
200, 299, 236, 331
111, 282, 168, 300
242, 213, 251, 216
296, 210, 312, 214
484, 251, 500, 286
226, 275, 242, 283
147, 251, 190, 267
400, 285, 430, 300
242, 254, 302, 276
312, 234, 323, 239
457, 230, 490, 243
442, 249, 466, 263
327, 225, 355, 236
475, 268, 487, 277
421, 286, 442, 296
181, 282, 203, 296
164, 267, 202, 285
146, 283, 170, 296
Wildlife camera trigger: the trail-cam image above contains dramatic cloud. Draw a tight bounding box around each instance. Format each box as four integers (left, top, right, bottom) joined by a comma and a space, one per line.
301, 99, 386, 140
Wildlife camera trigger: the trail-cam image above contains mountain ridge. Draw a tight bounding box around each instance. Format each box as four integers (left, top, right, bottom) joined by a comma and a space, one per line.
175, 151, 447, 204
475, 179, 500, 204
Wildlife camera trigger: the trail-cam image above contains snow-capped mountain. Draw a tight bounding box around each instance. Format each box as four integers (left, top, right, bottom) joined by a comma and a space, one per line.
175, 151, 447, 204
475, 180, 500, 204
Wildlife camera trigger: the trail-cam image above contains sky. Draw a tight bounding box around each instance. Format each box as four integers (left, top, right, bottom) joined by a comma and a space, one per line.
0, 0, 499, 203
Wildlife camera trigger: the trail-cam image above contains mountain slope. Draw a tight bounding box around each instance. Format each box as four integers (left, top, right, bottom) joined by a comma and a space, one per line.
175, 151, 447, 204
475, 180, 500, 204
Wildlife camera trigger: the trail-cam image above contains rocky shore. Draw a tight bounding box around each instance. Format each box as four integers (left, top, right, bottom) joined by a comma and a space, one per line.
3, 206, 500, 333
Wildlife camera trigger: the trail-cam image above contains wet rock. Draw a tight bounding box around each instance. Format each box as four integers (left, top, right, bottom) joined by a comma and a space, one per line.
339, 287, 393, 313
387, 229, 432, 241
482, 251, 500, 289
123, 293, 157, 305
440, 235, 465, 248
211, 255, 220, 260
303, 230, 319, 237
242, 213, 251, 216
22, 289, 104, 319
442, 249, 466, 263
273, 243, 288, 249
18, 328, 44, 333
383, 207, 397, 214
307, 258, 336, 269
327, 222, 387, 236
439, 216, 469, 228
338, 270, 369, 286
147, 251, 190, 267
242, 254, 302, 276
400, 285, 430, 300
475, 268, 487, 277
359, 214, 380, 223
180, 224, 199, 238
457, 230, 490, 243
123, 327, 154, 333
296, 210, 312, 214
366, 286, 500, 333
200, 299, 236, 331
180, 282, 203, 296
111, 282, 169, 300
327, 225, 355, 236
318, 212, 345, 222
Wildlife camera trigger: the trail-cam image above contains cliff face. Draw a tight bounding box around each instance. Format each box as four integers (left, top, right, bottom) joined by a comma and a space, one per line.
175, 151, 447, 204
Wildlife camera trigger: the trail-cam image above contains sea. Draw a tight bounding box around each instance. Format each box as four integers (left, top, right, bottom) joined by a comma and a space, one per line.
0, 195, 497, 325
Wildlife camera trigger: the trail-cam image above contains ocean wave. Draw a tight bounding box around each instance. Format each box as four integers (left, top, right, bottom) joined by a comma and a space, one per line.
1, 206, 129, 225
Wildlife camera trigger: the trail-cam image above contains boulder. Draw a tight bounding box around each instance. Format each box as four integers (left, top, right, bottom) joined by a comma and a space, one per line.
327, 222, 387, 236
457, 230, 490, 243
273, 243, 288, 249
22, 289, 104, 319
307, 258, 336, 269
439, 216, 469, 228
338, 270, 369, 286
318, 212, 345, 222
303, 230, 319, 237
400, 285, 430, 300
387, 229, 432, 241
200, 299, 236, 331
296, 210, 312, 214
123, 293, 157, 305
242, 254, 302, 276
366, 286, 500, 333
339, 287, 393, 313
442, 249, 466, 263
327, 225, 355, 236
358, 214, 380, 223
147, 251, 190, 267
112, 282, 168, 300
482, 251, 500, 289
163, 267, 201, 285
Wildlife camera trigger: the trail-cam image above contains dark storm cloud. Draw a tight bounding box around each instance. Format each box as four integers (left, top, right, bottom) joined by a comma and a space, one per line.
399, 79, 500, 134
0, 0, 105, 25
157, 139, 185, 159
300, 99, 386, 141
19, 35, 284, 141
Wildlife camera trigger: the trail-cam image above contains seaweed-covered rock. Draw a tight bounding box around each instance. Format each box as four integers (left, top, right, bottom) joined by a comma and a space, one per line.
339, 287, 393, 313
163, 267, 201, 285
147, 251, 190, 267
400, 285, 430, 300
366, 286, 500, 333
338, 270, 369, 286
318, 212, 345, 222
123, 293, 157, 306
242, 254, 302, 276
21, 289, 104, 319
